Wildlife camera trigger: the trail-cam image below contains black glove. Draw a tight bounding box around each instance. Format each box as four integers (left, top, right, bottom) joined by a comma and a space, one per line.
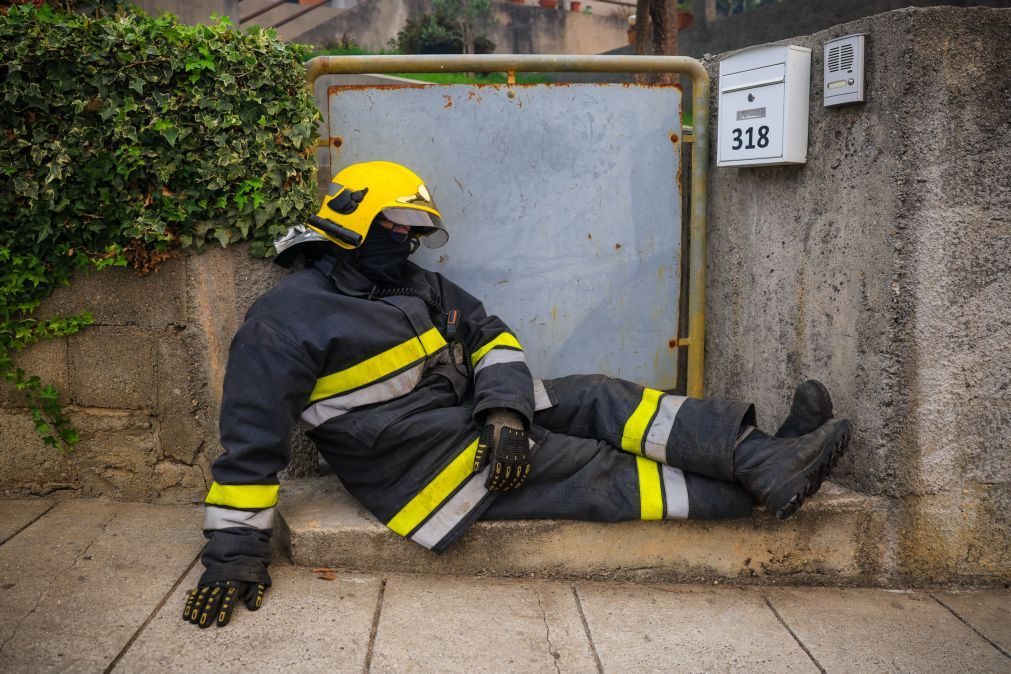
183, 580, 266, 628
474, 409, 531, 492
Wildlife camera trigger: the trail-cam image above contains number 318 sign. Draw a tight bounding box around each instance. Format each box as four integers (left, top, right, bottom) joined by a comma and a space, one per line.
731, 124, 771, 151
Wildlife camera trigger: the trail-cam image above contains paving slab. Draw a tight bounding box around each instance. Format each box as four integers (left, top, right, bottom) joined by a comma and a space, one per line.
0, 500, 204, 672
0, 499, 53, 545
764, 587, 1010, 672
575, 582, 816, 672
114, 564, 381, 673
932, 590, 1011, 657
280, 477, 890, 584
371, 574, 598, 673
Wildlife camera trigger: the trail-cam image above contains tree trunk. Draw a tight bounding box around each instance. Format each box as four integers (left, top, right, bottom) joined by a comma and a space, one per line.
635, 0, 679, 85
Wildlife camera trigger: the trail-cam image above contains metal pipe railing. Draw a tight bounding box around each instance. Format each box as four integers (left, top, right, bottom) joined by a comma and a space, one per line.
305, 54, 710, 398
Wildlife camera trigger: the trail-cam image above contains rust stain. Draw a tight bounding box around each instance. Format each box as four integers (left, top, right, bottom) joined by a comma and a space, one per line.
551, 305, 558, 322
669, 132, 679, 144
326, 83, 682, 95
668, 338, 678, 349
614, 243, 622, 250
328, 83, 429, 95
587, 233, 592, 240
438, 256, 446, 265
443, 95, 453, 108
331, 136, 343, 148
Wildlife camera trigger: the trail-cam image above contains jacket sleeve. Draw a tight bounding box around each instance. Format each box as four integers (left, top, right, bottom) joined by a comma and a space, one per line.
199, 318, 317, 586
431, 272, 535, 426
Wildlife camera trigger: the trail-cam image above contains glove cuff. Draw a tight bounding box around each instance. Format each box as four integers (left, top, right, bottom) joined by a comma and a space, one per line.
199, 565, 272, 587
486, 408, 526, 430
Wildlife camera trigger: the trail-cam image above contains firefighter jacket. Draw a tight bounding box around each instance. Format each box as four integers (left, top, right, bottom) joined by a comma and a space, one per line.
200, 254, 534, 585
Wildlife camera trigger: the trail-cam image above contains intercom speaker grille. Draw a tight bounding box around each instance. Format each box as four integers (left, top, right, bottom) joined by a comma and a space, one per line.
827, 43, 855, 73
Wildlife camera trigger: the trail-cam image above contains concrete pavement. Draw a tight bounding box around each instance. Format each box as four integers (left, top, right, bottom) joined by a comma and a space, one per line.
1, 498, 1009, 673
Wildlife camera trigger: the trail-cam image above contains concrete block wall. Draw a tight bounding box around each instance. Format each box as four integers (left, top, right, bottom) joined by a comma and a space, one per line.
0, 247, 307, 503
703, 6, 1010, 582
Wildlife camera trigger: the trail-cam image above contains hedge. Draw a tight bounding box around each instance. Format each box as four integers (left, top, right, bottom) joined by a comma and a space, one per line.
0, 4, 320, 447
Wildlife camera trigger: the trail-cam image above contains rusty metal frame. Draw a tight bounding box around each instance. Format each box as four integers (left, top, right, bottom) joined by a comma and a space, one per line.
305, 55, 709, 398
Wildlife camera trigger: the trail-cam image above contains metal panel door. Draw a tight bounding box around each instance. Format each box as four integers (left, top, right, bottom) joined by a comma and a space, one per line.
328, 83, 682, 387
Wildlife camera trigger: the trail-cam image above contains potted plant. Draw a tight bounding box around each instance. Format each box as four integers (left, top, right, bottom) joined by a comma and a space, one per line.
571, 0, 581, 10
538, 0, 558, 8
677, 1, 694, 29
627, 13, 635, 44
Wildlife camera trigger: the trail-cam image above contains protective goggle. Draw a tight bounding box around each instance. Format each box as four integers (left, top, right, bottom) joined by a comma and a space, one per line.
380, 208, 449, 249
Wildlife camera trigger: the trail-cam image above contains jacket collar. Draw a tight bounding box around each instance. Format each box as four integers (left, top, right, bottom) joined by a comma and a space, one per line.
313, 253, 427, 298
313, 253, 373, 297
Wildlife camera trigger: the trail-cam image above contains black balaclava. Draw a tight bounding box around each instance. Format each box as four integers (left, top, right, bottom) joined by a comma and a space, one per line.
352, 220, 413, 287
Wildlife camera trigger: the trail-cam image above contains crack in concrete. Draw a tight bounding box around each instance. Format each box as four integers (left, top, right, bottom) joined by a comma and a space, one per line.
104, 550, 203, 673
929, 594, 1011, 660
0, 511, 118, 657
362, 577, 387, 674
534, 589, 561, 674
571, 585, 604, 674
0, 502, 56, 547
763, 595, 825, 674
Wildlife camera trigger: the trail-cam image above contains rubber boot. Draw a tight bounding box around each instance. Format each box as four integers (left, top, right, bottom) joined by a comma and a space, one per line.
732, 419, 852, 520
775, 380, 834, 438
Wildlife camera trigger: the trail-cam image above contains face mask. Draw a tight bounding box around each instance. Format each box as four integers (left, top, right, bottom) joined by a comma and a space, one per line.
353, 223, 414, 286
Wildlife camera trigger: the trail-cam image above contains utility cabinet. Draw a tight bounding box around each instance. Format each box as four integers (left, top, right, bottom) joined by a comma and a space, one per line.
717, 45, 812, 167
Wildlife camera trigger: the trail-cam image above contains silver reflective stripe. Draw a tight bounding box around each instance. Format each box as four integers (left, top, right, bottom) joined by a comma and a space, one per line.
204, 505, 276, 531
533, 379, 554, 411
410, 467, 490, 549
643, 393, 688, 462
660, 465, 689, 519
474, 348, 526, 373
300, 362, 425, 429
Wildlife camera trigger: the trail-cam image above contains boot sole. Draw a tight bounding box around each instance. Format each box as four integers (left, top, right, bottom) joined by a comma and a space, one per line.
770, 420, 852, 520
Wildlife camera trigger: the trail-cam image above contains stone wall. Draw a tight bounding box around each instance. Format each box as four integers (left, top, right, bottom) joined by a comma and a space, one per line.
0, 248, 298, 504
703, 6, 1010, 581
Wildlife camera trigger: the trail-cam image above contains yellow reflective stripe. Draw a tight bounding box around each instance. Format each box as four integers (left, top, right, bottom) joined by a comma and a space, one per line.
205, 482, 280, 509
470, 332, 523, 367
637, 456, 664, 520
621, 388, 664, 454
387, 438, 479, 537
309, 327, 447, 403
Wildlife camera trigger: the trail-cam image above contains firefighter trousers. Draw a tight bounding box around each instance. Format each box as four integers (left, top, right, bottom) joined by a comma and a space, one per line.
482, 374, 756, 521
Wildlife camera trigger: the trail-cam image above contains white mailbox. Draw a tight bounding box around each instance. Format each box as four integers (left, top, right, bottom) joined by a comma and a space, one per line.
717, 44, 812, 167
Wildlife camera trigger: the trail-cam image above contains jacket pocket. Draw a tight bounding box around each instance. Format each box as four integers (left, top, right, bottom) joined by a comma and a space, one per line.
348, 388, 437, 447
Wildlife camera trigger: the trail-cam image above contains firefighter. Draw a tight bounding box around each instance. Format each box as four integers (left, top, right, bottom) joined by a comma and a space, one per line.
183, 161, 850, 628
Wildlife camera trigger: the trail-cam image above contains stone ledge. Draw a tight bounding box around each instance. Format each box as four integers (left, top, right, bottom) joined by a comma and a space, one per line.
277, 476, 892, 585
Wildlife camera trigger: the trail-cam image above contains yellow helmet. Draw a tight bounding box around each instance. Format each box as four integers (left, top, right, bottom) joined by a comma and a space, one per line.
308, 161, 448, 250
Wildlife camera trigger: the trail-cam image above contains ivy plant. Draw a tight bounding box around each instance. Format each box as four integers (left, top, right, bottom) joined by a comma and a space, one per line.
0, 4, 320, 448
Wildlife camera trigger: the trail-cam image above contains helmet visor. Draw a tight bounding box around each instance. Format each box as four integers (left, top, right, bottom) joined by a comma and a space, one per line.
381, 208, 449, 249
